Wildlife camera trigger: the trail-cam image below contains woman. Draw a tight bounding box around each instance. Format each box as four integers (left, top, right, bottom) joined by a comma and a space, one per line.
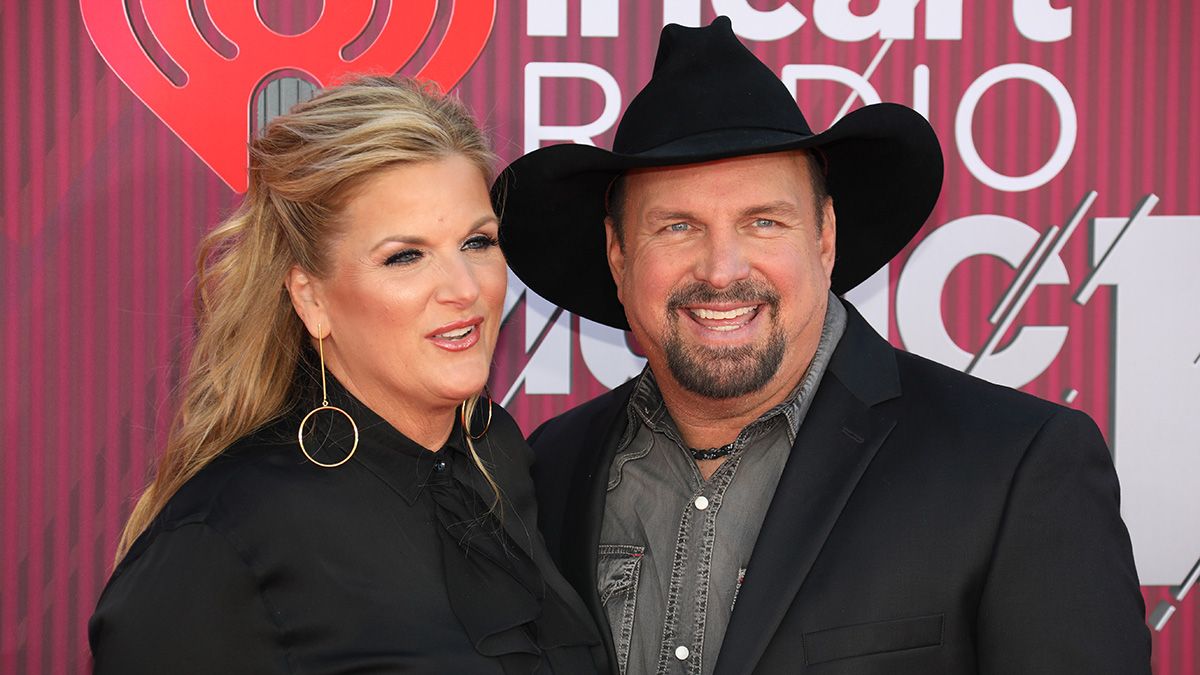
89, 76, 603, 674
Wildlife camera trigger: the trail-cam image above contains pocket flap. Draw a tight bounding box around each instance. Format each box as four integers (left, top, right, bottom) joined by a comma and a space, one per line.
802, 613, 944, 665
597, 544, 645, 604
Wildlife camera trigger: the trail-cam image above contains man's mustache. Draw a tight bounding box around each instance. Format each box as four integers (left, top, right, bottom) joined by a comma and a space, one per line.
666, 280, 781, 312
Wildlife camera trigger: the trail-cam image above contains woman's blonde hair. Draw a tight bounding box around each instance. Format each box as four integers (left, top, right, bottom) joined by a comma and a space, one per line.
115, 75, 498, 564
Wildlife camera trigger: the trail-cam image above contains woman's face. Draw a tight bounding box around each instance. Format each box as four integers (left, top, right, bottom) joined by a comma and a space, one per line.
291, 155, 506, 420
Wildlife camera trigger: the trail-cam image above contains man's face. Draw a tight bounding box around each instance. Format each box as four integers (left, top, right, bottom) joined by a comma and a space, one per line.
606, 151, 836, 400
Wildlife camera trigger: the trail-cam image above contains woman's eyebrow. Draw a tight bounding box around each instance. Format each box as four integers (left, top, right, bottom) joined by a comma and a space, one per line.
371, 215, 498, 251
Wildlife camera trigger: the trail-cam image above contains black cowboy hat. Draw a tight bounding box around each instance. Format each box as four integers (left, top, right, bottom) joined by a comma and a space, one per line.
493, 17, 943, 330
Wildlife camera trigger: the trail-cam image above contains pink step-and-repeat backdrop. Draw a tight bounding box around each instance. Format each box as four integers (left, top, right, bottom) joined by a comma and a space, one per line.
2, 1, 1197, 672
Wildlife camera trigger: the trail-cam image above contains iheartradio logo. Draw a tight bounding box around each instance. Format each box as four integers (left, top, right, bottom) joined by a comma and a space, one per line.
81, 0, 496, 192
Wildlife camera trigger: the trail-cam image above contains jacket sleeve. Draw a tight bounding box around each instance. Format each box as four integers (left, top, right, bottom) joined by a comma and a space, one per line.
89, 522, 287, 675
975, 408, 1151, 674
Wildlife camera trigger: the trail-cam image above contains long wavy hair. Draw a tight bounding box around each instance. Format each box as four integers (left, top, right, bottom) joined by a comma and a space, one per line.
115, 76, 498, 564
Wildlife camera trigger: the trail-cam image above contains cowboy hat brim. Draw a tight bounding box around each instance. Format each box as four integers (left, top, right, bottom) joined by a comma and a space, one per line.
494, 102, 943, 331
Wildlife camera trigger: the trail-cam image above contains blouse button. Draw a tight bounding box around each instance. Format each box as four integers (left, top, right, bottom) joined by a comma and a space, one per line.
675, 645, 690, 660
432, 459, 448, 473
694, 495, 710, 511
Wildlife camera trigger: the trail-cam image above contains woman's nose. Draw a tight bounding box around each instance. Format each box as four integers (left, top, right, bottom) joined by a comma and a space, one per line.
435, 253, 482, 306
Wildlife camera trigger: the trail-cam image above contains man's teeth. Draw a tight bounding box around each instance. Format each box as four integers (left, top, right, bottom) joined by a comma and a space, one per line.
436, 325, 474, 339
690, 306, 756, 320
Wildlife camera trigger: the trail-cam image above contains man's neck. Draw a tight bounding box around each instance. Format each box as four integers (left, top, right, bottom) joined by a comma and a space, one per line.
656, 357, 810, 451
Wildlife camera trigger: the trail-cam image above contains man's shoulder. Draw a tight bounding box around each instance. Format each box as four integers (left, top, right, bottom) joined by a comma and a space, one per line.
834, 307, 1068, 426
897, 348, 1061, 410
886, 346, 1087, 445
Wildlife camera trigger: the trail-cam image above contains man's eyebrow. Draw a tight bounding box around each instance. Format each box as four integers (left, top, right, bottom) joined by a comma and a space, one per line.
644, 208, 701, 222
738, 200, 803, 218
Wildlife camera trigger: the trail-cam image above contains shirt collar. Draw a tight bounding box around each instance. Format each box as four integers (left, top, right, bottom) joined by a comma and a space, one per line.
295, 366, 468, 506
623, 291, 848, 450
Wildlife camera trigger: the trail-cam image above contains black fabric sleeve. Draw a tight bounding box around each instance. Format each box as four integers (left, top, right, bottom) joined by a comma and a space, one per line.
89, 523, 288, 675
975, 409, 1151, 674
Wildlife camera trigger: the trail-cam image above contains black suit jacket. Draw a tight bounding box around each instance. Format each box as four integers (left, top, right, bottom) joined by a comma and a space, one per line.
529, 305, 1150, 674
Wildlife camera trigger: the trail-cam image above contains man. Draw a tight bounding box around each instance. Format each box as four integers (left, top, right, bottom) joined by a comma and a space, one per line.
494, 18, 1150, 675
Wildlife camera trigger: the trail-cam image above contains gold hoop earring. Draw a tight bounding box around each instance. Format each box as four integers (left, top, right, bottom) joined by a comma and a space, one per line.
462, 388, 493, 440
298, 324, 359, 467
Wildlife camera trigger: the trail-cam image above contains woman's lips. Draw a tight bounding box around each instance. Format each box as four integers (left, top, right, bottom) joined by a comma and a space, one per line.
427, 318, 483, 351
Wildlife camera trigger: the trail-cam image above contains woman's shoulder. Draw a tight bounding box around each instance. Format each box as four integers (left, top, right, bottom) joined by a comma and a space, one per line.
122, 416, 315, 557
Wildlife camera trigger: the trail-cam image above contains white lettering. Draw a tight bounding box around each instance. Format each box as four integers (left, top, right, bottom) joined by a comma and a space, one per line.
524, 62, 622, 153
1013, 0, 1073, 42
911, 64, 931, 120
1079, 208, 1200, 585
526, 0, 568, 36
501, 269, 573, 398
895, 214, 1069, 388
579, 319, 646, 388
527, 0, 619, 37
712, 0, 807, 41
780, 64, 882, 125
843, 265, 891, 340
924, 0, 963, 39
813, 0, 921, 41
661, 0, 702, 27
956, 64, 1076, 192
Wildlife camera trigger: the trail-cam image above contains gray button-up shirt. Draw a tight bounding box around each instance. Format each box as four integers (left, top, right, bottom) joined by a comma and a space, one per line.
598, 295, 847, 675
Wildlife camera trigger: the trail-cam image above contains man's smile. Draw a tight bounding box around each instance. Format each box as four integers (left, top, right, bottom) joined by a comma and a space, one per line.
679, 303, 765, 335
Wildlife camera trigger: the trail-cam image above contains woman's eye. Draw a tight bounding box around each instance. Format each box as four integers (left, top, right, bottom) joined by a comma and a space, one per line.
753, 218, 777, 228
463, 234, 499, 251
384, 249, 423, 266
667, 222, 690, 232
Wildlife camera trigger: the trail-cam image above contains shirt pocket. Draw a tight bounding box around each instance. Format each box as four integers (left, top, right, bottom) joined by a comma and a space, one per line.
801, 613, 944, 666
597, 544, 644, 675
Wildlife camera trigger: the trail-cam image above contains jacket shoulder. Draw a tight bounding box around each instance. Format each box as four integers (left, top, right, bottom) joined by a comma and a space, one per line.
892, 348, 1070, 426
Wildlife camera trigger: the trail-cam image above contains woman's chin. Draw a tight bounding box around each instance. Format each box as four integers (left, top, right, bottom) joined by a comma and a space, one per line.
428, 373, 492, 405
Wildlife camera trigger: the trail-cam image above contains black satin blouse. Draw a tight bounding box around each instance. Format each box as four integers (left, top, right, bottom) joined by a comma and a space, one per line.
89, 375, 604, 674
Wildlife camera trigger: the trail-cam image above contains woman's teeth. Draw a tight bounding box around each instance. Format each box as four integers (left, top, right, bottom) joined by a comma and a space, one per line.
436, 325, 475, 340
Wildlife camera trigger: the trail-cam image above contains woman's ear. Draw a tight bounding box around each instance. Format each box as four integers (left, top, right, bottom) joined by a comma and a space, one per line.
285, 266, 329, 338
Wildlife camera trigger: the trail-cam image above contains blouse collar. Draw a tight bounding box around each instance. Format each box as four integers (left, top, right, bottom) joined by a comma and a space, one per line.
296, 365, 469, 507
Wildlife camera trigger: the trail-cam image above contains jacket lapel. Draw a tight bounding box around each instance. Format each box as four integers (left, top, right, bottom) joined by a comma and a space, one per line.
559, 382, 635, 671
713, 306, 902, 675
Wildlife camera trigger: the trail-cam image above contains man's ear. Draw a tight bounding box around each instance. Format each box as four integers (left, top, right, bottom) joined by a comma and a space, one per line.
819, 197, 837, 279
285, 266, 329, 338
604, 216, 626, 304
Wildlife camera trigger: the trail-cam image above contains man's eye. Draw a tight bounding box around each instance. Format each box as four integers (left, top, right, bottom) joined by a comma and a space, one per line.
385, 249, 422, 266
753, 218, 777, 228
463, 234, 499, 251
667, 222, 690, 232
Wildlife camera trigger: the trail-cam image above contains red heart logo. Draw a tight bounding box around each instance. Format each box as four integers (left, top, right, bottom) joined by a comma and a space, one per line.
81, 0, 496, 192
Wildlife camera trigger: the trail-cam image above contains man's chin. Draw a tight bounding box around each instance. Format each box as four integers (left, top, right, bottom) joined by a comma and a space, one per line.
665, 349, 784, 400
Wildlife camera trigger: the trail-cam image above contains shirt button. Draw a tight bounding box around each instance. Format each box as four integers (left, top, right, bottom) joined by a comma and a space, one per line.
432, 459, 448, 473
675, 645, 690, 660
694, 495, 710, 510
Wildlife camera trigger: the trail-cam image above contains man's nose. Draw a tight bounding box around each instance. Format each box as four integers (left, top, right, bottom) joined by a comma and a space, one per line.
694, 228, 751, 289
